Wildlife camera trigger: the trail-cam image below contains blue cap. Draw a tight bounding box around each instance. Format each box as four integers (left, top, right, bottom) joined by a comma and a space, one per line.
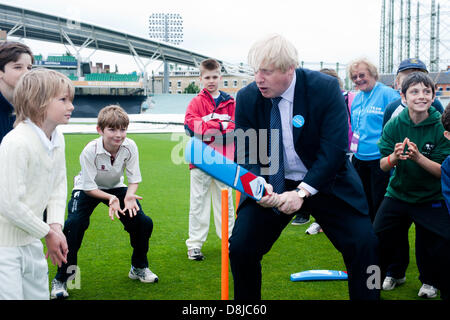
397, 58, 428, 74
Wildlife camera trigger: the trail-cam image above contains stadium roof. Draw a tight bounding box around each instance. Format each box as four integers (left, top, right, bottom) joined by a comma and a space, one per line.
0, 3, 214, 67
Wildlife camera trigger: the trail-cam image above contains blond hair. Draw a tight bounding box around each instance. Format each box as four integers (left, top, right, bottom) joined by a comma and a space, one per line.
248, 34, 299, 73
97, 105, 129, 130
13, 68, 74, 127
347, 58, 379, 81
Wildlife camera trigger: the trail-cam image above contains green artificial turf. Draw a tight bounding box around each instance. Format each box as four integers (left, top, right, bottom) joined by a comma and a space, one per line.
46, 133, 427, 300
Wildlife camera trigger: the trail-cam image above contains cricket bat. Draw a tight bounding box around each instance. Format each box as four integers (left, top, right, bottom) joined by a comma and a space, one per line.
185, 137, 268, 201
290, 270, 348, 281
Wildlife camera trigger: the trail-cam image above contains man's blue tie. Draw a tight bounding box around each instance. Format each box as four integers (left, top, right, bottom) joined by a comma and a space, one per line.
269, 97, 285, 196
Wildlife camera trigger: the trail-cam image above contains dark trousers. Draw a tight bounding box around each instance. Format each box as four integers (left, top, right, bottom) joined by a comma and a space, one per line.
381, 216, 412, 281
229, 180, 380, 300
374, 197, 450, 299
55, 188, 154, 282
351, 157, 390, 222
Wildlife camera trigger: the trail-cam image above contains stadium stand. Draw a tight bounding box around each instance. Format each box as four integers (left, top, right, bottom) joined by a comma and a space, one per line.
47, 55, 77, 63
72, 95, 146, 117
85, 73, 139, 82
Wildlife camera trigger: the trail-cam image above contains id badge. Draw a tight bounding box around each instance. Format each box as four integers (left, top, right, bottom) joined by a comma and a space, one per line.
350, 132, 360, 153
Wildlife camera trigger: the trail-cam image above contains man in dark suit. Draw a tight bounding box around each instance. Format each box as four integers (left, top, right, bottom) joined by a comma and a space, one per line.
229, 34, 379, 300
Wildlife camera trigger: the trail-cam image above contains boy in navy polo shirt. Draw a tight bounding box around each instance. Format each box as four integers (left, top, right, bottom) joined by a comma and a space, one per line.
441, 102, 450, 214
51, 105, 157, 299
0, 41, 34, 143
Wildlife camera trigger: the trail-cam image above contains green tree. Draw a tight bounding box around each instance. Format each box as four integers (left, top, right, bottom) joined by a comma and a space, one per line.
183, 82, 200, 94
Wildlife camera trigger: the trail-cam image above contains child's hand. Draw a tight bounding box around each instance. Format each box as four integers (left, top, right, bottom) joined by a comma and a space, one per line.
108, 195, 124, 220
123, 194, 143, 218
45, 228, 68, 267
49, 223, 68, 259
393, 137, 409, 162
405, 139, 421, 162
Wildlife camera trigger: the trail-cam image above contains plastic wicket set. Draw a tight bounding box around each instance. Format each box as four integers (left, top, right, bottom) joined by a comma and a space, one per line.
185, 137, 347, 299
221, 189, 240, 300
220, 190, 348, 299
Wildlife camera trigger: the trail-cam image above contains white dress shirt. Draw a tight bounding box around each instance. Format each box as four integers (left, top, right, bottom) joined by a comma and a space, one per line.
278, 73, 318, 195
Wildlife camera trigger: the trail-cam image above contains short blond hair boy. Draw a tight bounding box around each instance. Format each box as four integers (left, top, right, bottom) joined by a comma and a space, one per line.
14, 68, 74, 127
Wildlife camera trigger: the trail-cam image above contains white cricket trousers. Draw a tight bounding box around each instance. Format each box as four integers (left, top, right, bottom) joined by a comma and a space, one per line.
0, 239, 49, 300
186, 168, 235, 251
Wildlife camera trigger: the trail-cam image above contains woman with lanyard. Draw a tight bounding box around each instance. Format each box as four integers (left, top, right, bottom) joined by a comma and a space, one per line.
348, 58, 400, 222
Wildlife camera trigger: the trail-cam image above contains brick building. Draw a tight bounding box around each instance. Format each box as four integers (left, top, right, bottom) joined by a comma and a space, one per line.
153, 70, 254, 95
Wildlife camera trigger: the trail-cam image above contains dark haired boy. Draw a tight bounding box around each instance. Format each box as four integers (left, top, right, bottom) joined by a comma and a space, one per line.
0, 41, 34, 143
375, 72, 450, 300
382, 58, 443, 128
381, 59, 445, 292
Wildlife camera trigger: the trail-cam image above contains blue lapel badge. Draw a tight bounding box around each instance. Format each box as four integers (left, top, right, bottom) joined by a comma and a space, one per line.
293, 115, 305, 128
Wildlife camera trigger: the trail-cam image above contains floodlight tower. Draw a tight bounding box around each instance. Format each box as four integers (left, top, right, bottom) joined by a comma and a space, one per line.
149, 13, 184, 93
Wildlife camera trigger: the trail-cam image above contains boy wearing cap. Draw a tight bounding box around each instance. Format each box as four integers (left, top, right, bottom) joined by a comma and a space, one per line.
382, 58, 443, 128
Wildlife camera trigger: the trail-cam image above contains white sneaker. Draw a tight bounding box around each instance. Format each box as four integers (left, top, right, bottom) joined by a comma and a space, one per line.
382, 276, 406, 290
129, 266, 159, 283
305, 222, 322, 235
418, 284, 438, 298
50, 278, 69, 299
187, 248, 205, 261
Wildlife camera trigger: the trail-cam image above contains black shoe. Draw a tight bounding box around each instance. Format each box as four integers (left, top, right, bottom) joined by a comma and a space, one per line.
291, 214, 310, 226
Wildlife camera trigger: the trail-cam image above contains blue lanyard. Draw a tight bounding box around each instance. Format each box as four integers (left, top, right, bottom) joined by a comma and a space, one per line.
354, 83, 378, 133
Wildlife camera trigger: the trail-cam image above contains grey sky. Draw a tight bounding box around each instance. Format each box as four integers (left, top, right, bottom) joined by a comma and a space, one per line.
2, 0, 382, 74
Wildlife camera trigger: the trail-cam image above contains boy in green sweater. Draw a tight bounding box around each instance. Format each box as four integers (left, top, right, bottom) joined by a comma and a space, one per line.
375, 72, 450, 300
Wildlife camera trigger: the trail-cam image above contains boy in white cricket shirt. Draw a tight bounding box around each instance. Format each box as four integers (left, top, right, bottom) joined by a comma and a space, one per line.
51, 105, 157, 299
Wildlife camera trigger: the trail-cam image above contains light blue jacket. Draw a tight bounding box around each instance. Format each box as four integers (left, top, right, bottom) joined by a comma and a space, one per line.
351, 82, 400, 160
